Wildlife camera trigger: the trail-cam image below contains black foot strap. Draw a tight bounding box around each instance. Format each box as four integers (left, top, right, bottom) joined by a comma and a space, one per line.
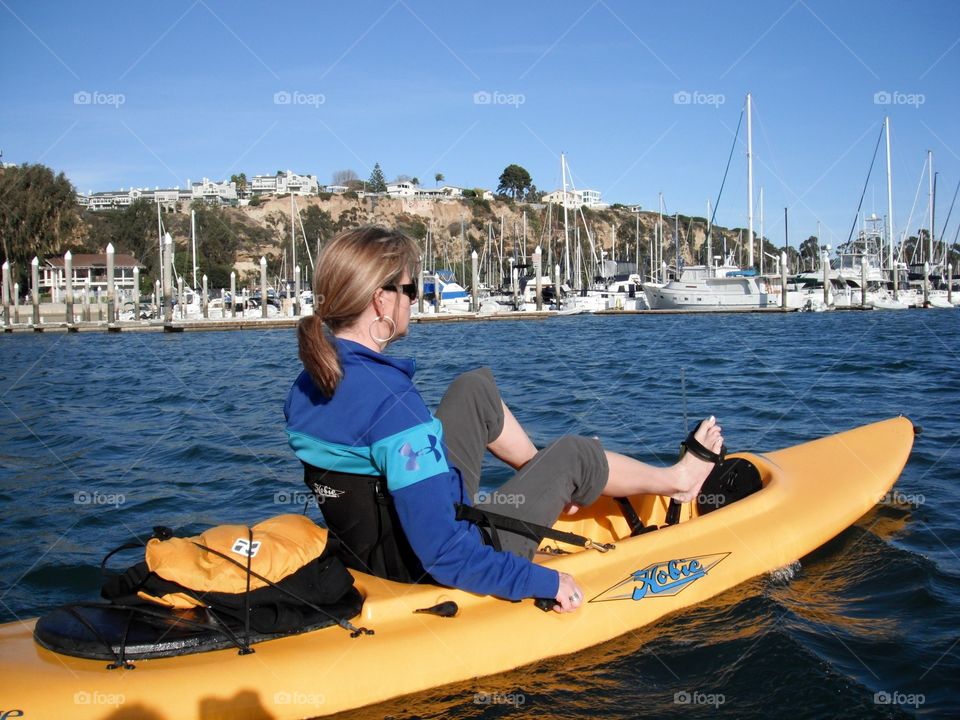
680, 419, 727, 465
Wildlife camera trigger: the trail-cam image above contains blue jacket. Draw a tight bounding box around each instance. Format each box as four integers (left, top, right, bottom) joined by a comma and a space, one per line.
284, 337, 558, 601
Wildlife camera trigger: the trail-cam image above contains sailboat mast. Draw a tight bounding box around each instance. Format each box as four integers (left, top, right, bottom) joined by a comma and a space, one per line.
674, 212, 680, 275
706, 199, 712, 270
157, 200, 163, 299
746, 92, 755, 270
759, 187, 764, 275
928, 150, 934, 265
885, 116, 896, 296
191, 211, 199, 289
291, 194, 297, 292
658, 192, 663, 282
561, 153, 571, 283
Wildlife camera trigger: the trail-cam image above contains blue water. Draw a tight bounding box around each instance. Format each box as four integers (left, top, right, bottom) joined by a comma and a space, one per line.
1, 311, 958, 719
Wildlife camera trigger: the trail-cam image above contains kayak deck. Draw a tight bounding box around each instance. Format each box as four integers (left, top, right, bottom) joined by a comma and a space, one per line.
0, 417, 915, 719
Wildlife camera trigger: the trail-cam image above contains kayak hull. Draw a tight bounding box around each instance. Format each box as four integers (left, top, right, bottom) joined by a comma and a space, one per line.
0, 417, 915, 719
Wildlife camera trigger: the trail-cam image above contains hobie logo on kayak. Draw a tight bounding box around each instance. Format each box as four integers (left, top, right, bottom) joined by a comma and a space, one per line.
590, 553, 730, 603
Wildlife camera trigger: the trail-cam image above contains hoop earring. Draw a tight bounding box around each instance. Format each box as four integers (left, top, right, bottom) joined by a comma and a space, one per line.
369, 315, 397, 346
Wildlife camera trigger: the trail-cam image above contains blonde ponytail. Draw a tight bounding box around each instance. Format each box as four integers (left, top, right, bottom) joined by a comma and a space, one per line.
297, 315, 342, 395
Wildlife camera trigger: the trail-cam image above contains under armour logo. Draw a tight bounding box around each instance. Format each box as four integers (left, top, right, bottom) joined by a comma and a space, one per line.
399, 435, 441, 471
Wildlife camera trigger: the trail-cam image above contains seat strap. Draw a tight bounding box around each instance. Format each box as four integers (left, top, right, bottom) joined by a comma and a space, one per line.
455, 504, 614, 553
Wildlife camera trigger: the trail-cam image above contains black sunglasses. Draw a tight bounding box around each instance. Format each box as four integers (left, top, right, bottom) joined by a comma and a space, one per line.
381, 283, 418, 302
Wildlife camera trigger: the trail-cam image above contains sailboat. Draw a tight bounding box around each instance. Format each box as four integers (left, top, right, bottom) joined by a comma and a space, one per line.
643, 94, 800, 311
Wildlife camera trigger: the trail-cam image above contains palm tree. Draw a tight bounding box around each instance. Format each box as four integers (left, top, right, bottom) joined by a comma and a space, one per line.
435, 173, 444, 187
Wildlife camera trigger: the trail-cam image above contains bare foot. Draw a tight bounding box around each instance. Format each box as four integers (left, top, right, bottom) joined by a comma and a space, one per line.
670, 416, 723, 502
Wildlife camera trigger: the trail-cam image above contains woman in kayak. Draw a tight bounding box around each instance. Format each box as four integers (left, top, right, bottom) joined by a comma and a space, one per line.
285, 226, 723, 613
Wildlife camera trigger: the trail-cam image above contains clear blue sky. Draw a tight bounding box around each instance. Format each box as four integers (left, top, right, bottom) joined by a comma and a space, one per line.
2, 0, 958, 247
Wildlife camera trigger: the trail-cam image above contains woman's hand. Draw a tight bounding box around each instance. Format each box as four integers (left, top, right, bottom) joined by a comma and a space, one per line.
554, 572, 585, 613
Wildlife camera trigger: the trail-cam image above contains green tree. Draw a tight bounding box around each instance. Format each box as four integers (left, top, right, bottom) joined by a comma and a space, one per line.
300, 206, 335, 249
435, 172, 444, 187
368, 163, 387, 193
230, 173, 248, 198
0, 163, 81, 284
497, 164, 533, 200
411, 177, 420, 186
799, 235, 820, 271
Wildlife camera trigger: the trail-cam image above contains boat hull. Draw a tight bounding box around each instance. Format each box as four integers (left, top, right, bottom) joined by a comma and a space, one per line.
644, 279, 801, 311
0, 418, 914, 719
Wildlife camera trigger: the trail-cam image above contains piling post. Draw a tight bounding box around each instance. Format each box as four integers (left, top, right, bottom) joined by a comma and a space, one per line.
434, 272, 441, 313
132, 267, 140, 319
861, 257, 868, 308
107, 243, 116, 322
13, 283, 20, 324
294, 265, 301, 317
154, 280, 160, 319
163, 235, 173, 323
230, 272, 237, 319
949, 263, 953, 305
260, 256, 268, 319
177, 277, 184, 319
96, 286, 103, 322
822, 250, 830, 307
923, 261, 930, 307
31, 257, 40, 326
64, 251, 74, 324
781, 251, 788, 310
1, 261, 10, 327
471, 250, 478, 312
534, 246, 543, 311
555, 263, 562, 310
202, 274, 209, 319
417, 256, 424, 314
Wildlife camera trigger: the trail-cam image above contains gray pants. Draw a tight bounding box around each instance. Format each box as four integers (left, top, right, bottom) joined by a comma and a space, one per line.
435, 367, 609, 559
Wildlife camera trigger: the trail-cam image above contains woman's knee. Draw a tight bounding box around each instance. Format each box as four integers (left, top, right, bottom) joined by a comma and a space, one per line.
447, 367, 497, 400
541, 435, 608, 504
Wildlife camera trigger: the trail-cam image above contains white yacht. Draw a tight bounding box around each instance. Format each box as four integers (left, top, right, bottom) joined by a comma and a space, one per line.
643, 256, 800, 311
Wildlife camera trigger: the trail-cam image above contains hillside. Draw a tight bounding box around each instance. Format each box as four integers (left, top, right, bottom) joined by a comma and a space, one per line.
227, 194, 765, 281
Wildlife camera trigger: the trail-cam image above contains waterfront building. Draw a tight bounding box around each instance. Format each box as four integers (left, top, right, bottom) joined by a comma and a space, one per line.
42, 253, 141, 298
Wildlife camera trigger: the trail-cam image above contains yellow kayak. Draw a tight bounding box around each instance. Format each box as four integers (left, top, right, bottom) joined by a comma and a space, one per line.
0, 417, 915, 719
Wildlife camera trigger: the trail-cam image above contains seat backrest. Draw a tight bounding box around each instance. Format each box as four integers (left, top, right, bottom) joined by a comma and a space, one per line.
303, 463, 429, 584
